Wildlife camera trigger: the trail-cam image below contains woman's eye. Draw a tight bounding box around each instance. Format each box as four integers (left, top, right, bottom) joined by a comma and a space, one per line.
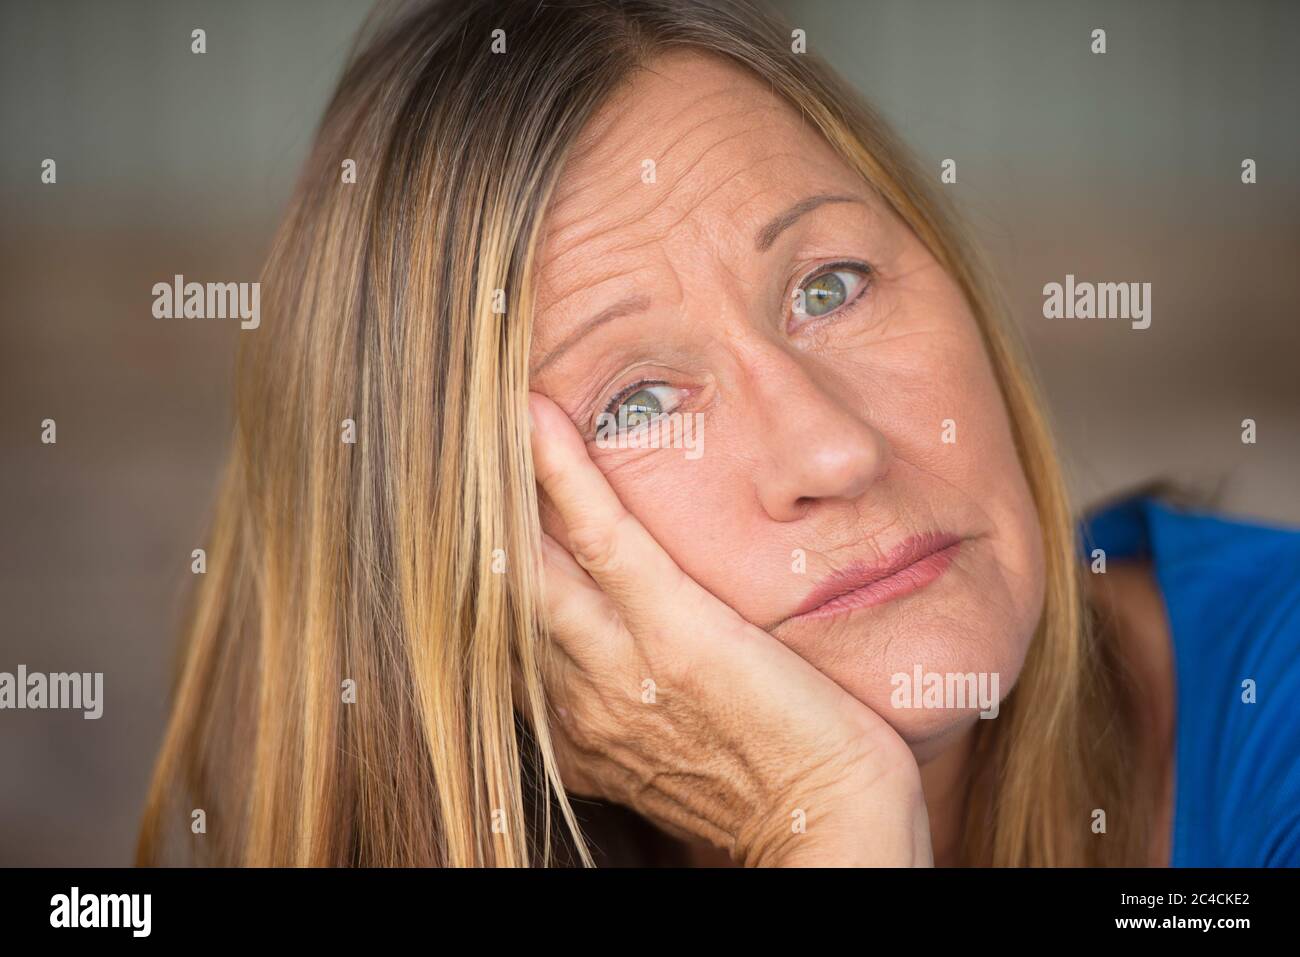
597, 382, 683, 434
796, 264, 870, 319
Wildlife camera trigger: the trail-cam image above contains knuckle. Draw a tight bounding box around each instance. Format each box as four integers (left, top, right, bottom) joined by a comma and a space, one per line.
532, 455, 563, 496
542, 587, 620, 659
542, 585, 589, 636
566, 511, 632, 575
558, 697, 606, 757
550, 736, 597, 797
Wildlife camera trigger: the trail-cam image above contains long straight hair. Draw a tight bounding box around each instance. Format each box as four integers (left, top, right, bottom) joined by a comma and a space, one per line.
138, 0, 1149, 867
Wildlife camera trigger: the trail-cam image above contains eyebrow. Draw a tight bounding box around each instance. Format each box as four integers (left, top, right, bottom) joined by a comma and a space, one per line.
754, 192, 865, 252
531, 293, 651, 376
531, 193, 865, 375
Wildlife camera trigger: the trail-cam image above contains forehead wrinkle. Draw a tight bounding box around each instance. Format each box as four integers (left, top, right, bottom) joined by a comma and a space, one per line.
550, 70, 783, 213
546, 101, 772, 266
536, 255, 644, 318
545, 80, 742, 217
661, 148, 825, 246
622, 145, 839, 278
541, 203, 641, 279
542, 59, 799, 281
648, 125, 772, 228
612, 79, 760, 165
559, 50, 793, 187
723, 154, 854, 219
634, 104, 790, 233
537, 170, 657, 307
658, 101, 789, 184
536, 214, 683, 319
543, 164, 655, 252
545, 112, 795, 287
543, 161, 744, 307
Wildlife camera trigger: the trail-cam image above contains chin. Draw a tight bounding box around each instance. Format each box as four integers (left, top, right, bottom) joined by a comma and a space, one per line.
780, 535, 1042, 752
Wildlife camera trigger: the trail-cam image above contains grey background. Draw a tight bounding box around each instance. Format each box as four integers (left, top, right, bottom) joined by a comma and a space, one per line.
1, 0, 1296, 865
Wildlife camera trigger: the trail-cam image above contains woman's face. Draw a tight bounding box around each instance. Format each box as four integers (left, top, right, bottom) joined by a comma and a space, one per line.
530, 52, 1045, 754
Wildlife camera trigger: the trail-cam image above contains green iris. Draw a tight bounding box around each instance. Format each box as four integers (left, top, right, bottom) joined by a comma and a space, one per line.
619, 388, 663, 428
803, 271, 847, 317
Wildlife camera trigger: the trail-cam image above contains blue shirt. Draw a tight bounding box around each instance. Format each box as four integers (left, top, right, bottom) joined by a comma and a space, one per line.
1080, 495, 1300, 866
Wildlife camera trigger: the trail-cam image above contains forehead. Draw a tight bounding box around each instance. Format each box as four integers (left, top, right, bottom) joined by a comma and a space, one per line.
534, 51, 866, 315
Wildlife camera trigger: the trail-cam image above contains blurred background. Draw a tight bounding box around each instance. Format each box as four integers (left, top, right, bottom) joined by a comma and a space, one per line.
1, 0, 1296, 865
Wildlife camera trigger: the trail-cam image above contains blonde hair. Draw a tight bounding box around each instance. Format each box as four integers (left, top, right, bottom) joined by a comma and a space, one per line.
138, 0, 1148, 867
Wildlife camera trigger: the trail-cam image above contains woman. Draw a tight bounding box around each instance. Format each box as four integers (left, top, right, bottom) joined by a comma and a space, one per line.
137, 0, 1300, 867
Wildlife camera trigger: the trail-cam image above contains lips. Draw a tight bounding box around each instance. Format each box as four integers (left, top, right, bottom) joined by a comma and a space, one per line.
791, 531, 963, 621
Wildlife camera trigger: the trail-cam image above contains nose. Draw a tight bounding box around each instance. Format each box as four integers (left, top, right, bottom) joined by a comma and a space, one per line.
749, 353, 891, 522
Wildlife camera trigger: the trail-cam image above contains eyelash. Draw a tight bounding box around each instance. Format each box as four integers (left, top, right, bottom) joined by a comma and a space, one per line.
791, 258, 874, 325
601, 378, 668, 420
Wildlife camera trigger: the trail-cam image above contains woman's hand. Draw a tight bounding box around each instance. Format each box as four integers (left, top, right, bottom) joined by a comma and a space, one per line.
527, 393, 933, 867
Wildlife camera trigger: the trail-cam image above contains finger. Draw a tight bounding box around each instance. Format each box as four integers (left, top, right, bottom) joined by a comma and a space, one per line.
528, 391, 700, 631
512, 542, 588, 708
538, 532, 628, 662
515, 534, 616, 710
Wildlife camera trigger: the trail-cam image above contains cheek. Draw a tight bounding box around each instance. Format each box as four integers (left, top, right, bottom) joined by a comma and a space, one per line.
785, 300, 1046, 735
857, 289, 1045, 619
928, 334, 1046, 653
591, 445, 791, 619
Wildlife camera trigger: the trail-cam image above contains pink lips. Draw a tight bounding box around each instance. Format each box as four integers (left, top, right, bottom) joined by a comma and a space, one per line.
791, 532, 963, 621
